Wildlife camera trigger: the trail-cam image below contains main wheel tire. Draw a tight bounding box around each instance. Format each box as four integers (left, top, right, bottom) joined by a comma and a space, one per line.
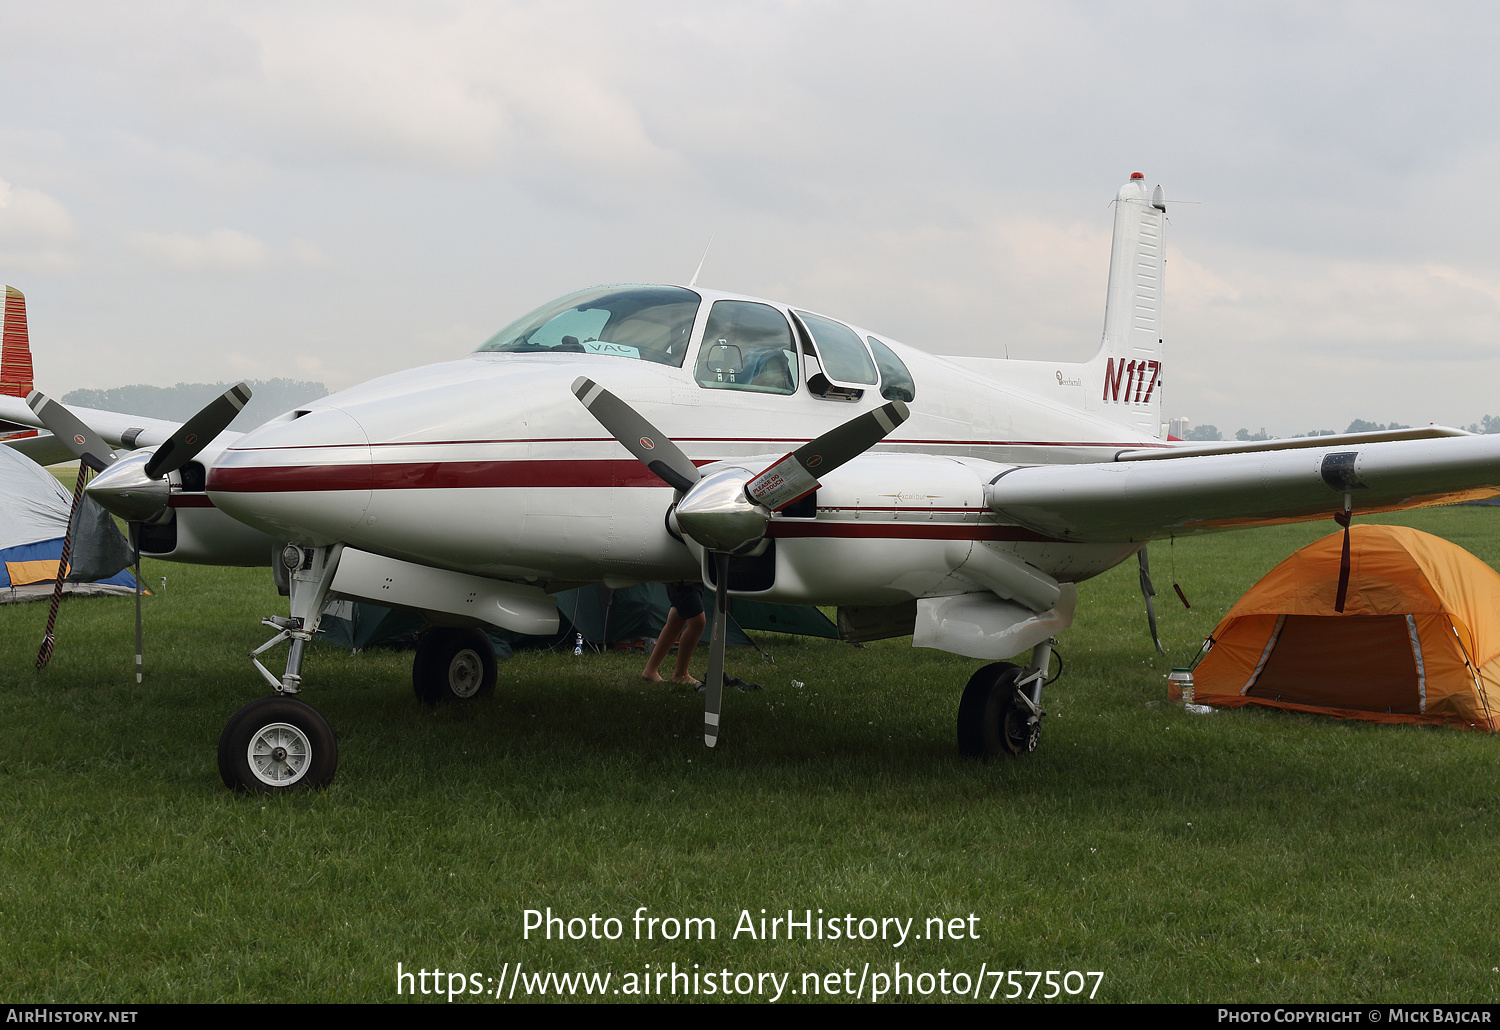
412, 627, 497, 705
218, 695, 338, 793
956, 661, 1040, 758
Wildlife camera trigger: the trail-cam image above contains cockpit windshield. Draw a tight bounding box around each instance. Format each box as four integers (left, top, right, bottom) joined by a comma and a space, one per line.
475, 286, 700, 367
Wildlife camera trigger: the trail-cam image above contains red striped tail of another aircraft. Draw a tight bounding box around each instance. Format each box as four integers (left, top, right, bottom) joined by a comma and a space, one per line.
3, 286, 36, 399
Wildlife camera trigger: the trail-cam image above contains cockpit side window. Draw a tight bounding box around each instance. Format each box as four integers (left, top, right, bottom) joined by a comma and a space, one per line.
793, 311, 879, 388
476, 286, 700, 367
693, 301, 798, 395
867, 335, 916, 402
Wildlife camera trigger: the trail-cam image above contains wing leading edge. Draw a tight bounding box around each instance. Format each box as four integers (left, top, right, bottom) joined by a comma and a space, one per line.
0, 394, 186, 465
987, 434, 1500, 541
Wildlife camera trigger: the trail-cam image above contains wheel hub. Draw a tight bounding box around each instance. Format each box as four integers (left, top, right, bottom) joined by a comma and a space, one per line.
448, 649, 483, 698
247, 722, 312, 786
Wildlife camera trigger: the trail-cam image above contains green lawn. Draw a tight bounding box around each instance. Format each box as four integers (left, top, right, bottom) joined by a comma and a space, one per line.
2, 507, 1499, 1003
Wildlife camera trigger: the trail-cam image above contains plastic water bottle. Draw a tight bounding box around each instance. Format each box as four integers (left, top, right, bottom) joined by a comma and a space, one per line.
573, 632, 583, 656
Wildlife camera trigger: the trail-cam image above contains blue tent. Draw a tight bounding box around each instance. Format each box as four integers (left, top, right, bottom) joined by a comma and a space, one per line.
0, 445, 136, 601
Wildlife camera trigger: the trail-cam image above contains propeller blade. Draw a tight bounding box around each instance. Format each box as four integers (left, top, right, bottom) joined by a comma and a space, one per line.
572, 376, 701, 493
143, 382, 251, 479
130, 523, 143, 684
26, 391, 119, 472
703, 553, 730, 748
745, 400, 909, 510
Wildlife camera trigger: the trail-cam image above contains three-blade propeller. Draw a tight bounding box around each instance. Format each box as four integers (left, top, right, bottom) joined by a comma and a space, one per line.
26, 384, 252, 681
572, 376, 908, 747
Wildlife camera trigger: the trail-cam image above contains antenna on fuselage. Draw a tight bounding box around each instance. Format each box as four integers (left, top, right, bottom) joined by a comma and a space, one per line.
689, 235, 714, 288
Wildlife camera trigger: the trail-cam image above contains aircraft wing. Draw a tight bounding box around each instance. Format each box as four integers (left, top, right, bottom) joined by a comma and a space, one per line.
987, 433, 1500, 541
1115, 424, 1469, 460
0, 394, 190, 466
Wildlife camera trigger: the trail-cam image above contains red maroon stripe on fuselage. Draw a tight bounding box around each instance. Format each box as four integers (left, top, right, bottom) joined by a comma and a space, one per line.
205, 461, 1063, 541
207, 459, 679, 493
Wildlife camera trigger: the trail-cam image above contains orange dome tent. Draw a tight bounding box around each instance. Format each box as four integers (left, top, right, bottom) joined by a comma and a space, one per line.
1193, 524, 1500, 731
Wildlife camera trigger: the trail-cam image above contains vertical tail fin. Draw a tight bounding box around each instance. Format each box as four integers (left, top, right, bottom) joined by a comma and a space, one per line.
3, 286, 36, 399
1087, 173, 1166, 439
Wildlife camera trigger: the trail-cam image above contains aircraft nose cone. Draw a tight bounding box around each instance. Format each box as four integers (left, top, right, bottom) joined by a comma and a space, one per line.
86, 451, 169, 522
207, 406, 373, 542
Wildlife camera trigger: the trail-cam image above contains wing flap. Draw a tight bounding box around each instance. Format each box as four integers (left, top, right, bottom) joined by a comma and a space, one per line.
987, 435, 1500, 541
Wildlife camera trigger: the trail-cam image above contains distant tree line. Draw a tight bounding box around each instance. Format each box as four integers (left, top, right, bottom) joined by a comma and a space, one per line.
63, 379, 329, 434
1182, 417, 1500, 442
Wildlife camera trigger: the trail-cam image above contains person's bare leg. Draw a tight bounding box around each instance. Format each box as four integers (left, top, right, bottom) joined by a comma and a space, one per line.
642, 609, 685, 681
672, 612, 706, 685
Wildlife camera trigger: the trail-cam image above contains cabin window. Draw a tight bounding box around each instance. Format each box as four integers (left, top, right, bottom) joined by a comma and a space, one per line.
793, 310, 878, 388
476, 286, 700, 367
867, 335, 916, 402
693, 301, 798, 394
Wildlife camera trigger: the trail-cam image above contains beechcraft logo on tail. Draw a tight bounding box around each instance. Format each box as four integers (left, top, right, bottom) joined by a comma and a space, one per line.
1102, 358, 1161, 404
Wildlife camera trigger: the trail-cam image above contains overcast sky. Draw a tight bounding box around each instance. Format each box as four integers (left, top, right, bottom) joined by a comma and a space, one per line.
3, 1, 1499, 435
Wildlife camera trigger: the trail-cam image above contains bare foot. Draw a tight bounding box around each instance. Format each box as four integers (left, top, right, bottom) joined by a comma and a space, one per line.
671, 674, 702, 687
640, 672, 665, 683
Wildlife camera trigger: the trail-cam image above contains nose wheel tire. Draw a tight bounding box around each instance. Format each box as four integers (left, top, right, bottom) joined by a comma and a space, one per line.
218, 695, 339, 793
957, 661, 1040, 758
412, 627, 497, 705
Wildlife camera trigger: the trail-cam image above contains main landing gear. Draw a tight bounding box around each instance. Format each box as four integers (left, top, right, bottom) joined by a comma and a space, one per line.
412, 627, 497, 705
957, 639, 1053, 759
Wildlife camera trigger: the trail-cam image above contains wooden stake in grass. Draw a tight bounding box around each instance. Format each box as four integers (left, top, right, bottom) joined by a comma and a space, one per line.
36, 465, 89, 671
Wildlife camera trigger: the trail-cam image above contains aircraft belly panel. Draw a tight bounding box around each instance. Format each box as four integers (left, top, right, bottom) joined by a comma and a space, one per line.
330, 547, 560, 635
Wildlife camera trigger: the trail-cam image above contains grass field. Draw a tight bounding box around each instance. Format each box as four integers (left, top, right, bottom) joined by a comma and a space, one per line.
2, 507, 1499, 1003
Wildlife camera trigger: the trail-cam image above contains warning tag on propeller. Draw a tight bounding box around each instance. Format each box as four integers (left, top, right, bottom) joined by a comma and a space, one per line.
746, 453, 819, 511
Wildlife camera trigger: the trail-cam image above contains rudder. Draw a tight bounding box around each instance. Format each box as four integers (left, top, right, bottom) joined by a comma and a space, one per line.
1087, 173, 1166, 438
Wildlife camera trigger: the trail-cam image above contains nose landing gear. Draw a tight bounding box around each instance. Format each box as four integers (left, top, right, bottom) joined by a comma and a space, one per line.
222, 544, 344, 794
957, 640, 1053, 758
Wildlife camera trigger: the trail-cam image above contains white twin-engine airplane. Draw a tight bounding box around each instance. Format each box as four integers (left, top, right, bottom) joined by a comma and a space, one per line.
6, 172, 1500, 794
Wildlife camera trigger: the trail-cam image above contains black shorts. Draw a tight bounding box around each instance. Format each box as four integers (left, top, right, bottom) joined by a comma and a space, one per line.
665, 581, 705, 619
